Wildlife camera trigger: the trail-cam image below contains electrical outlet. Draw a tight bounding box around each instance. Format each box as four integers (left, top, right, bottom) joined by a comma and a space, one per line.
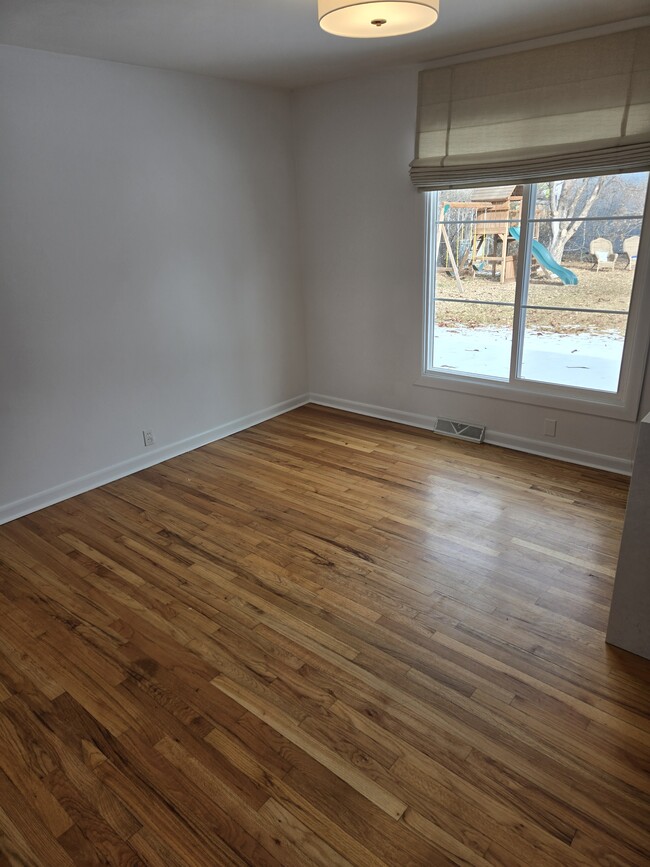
544, 419, 557, 438
142, 429, 155, 447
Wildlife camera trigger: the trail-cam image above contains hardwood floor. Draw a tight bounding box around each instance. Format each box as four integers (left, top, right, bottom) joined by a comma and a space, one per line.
0, 404, 648, 866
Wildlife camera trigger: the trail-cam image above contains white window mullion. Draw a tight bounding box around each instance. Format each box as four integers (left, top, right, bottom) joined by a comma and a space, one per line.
423, 191, 439, 372
509, 184, 536, 382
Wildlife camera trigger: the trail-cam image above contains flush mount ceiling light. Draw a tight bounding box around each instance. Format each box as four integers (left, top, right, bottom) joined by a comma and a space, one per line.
318, 1, 439, 38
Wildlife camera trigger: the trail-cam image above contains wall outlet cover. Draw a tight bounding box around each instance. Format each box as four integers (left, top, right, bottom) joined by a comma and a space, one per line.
544, 419, 557, 437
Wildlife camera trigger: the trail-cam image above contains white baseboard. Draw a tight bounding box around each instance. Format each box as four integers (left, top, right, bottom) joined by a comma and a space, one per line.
308, 393, 632, 476
0, 394, 309, 525
483, 430, 632, 476
308, 394, 437, 432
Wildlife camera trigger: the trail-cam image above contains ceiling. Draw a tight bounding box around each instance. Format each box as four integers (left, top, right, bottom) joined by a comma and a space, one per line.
0, 0, 648, 89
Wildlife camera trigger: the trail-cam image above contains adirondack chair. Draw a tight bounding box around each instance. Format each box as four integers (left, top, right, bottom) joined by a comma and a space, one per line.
623, 235, 640, 270
589, 237, 618, 271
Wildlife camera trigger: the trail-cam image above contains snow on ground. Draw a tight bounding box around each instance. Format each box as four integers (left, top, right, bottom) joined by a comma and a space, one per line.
432, 326, 624, 392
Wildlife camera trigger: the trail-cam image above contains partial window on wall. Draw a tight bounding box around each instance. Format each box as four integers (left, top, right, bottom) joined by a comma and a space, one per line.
424, 173, 649, 404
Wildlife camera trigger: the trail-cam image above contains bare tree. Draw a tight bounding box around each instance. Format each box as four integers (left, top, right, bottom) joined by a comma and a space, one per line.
543, 176, 614, 263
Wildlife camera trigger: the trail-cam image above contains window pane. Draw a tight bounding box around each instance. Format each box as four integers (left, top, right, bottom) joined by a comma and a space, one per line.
433, 301, 514, 378
431, 186, 523, 379
519, 309, 626, 392
517, 172, 645, 393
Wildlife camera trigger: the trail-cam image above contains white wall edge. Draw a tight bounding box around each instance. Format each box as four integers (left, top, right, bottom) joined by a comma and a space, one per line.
309, 393, 632, 476
0, 394, 310, 525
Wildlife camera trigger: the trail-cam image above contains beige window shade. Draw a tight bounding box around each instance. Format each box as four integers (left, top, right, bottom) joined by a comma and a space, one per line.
410, 27, 650, 191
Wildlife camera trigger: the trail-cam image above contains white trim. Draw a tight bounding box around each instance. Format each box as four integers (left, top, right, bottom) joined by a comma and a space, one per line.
414, 372, 638, 420
309, 393, 632, 475
484, 430, 631, 476
0, 395, 309, 525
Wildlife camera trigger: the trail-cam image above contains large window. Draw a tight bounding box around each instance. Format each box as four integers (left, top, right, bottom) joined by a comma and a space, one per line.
423, 172, 650, 415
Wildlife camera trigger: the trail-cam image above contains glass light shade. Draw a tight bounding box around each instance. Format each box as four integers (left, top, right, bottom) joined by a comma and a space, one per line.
318, 1, 439, 38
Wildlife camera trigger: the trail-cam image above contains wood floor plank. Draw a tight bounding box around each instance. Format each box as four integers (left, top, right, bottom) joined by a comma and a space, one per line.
210, 675, 408, 820
0, 771, 75, 867
0, 718, 73, 839
0, 405, 648, 865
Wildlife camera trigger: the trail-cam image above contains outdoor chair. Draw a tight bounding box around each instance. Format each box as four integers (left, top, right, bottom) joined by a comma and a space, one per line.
623, 235, 640, 270
589, 237, 618, 272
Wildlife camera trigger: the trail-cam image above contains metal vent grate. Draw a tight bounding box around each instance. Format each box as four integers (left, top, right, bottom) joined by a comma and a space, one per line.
433, 418, 485, 444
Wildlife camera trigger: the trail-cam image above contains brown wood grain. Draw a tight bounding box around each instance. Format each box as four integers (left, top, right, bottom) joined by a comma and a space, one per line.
0, 404, 647, 865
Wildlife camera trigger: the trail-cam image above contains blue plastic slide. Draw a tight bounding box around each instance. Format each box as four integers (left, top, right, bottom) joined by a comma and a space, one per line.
509, 227, 578, 285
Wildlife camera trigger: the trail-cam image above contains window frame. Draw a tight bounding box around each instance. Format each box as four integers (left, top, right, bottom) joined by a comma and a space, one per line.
418, 178, 650, 421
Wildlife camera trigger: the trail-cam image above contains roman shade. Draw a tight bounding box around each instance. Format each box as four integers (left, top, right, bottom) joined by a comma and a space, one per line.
410, 27, 650, 191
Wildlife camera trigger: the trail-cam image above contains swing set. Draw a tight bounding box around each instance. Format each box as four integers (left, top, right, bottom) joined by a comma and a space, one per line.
436, 184, 577, 287
436, 186, 524, 289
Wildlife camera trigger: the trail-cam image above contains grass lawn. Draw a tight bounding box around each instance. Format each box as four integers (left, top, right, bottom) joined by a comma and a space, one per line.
435, 261, 634, 334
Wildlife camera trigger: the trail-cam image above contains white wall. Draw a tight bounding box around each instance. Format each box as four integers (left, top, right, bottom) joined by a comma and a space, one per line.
3, 46, 649, 523
294, 66, 650, 472
0, 46, 307, 519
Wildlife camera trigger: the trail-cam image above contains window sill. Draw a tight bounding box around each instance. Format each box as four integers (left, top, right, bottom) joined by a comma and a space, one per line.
415, 370, 639, 421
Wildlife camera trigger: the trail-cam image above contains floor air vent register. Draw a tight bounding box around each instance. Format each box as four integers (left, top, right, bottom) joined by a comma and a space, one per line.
433, 418, 485, 444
